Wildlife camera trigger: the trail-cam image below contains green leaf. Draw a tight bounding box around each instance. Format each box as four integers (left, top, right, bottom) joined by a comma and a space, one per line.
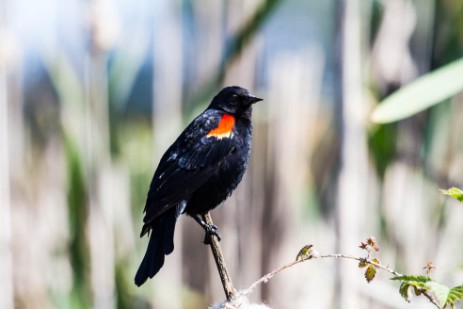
295, 244, 314, 261
448, 286, 463, 305
392, 275, 432, 285
427, 281, 450, 307
392, 275, 431, 298
393, 276, 463, 307
365, 265, 377, 283
371, 58, 463, 123
399, 283, 412, 302
439, 187, 463, 203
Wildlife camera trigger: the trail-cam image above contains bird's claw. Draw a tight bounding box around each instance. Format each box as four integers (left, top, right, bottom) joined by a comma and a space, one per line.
203, 224, 221, 244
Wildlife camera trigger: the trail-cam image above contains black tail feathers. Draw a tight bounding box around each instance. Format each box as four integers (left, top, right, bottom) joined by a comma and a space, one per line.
134, 209, 177, 286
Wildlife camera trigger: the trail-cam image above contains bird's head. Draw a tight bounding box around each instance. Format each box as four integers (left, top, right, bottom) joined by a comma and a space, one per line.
209, 86, 263, 116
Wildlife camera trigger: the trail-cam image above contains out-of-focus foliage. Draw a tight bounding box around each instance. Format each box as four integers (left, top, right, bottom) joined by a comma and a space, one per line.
63, 133, 91, 308
368, 123, 397, 178
371, 59, 463, 123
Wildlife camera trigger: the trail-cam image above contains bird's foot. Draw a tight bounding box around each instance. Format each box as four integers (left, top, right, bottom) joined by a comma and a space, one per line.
203, 224, 221, 245
192, 214, 222, 244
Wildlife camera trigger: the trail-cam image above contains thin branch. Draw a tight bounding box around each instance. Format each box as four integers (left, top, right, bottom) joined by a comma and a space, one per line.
317, 253, 401, 276
234, 252, 441, 308
422, 292, 441, 309
203, 213, 236, 301
235, 255, 304, 298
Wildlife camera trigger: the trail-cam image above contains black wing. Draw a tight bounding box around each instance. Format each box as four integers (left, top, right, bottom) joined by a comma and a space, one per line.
142, 110, 235, 232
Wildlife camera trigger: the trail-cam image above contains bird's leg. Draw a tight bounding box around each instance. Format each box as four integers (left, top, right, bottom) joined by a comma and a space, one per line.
192, 214, 222, 244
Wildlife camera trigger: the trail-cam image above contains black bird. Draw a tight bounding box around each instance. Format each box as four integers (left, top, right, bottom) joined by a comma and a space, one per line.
135, 86, 262, 286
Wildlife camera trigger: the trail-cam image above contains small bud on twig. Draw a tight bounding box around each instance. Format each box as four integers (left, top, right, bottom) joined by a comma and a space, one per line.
423, 261, 436, 277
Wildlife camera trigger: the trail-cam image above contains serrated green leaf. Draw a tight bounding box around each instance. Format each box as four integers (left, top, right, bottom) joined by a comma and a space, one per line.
392, 275, 432, 283
399, 283, 412, 302
448, 286, 463, 304
371, 58, 463, 123
394, 276, 463, 307
392, 275, 431, 293
427, 281, 450, 307
365, 265, 377, 283
439, 187, 463, 203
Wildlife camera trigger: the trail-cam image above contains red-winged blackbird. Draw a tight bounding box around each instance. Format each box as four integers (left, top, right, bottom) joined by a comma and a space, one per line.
135, 86, 262, 286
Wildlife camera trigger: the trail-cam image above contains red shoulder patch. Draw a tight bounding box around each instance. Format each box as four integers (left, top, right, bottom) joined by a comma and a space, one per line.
207, 114, 235, 139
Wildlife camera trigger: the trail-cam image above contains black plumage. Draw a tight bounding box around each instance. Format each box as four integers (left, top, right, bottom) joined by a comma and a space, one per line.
135, 86, 262, 286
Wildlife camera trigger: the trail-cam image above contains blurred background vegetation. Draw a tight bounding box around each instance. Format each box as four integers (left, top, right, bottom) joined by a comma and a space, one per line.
0, 0, 463, 308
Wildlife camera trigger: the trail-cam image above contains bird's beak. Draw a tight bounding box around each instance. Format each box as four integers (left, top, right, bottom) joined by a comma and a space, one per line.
247, 94, 263, 104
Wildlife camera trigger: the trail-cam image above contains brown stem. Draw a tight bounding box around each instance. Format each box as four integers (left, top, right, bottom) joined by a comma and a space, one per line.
203, 212, 236, 301
236, 252, 441, 309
